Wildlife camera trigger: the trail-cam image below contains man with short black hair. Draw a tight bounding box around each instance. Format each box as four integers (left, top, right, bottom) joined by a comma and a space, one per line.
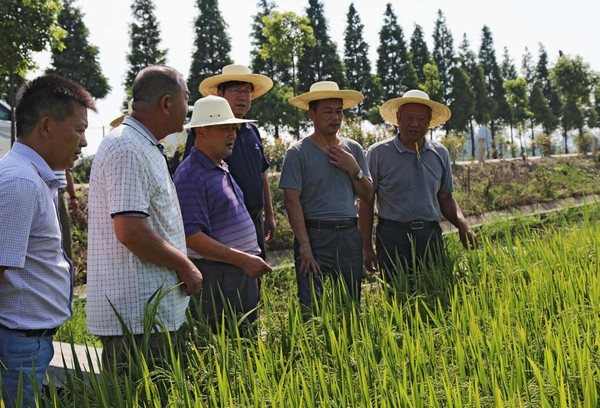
280, 81, 372, 306
0, 75, 95, 407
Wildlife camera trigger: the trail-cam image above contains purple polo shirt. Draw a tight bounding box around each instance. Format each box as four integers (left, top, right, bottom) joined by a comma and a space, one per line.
174, 148, 260, 259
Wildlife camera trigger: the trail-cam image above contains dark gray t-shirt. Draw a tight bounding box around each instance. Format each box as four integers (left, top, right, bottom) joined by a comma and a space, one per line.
279, 136, 370, 220
366, 135, 454, 222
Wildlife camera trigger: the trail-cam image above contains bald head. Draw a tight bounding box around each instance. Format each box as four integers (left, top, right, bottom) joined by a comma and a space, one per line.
132, 65, 186, 109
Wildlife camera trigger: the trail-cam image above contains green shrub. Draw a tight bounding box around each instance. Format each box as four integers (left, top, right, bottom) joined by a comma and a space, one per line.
575, 133, 593, 155
536, 133, 555, 157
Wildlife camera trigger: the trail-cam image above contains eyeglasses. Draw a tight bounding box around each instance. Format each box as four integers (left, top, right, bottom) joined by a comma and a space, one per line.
227, 88, 253, 97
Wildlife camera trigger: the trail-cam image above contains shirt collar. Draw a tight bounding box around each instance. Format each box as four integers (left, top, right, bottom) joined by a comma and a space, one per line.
393, 134, 433, 153
189, 148, 229, 172
122, 116, 160, 146
11, 142, 59, 187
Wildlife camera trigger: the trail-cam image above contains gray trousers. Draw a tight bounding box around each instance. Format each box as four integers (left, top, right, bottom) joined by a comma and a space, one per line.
294, 225, 363, 306
375, 218, 445, 284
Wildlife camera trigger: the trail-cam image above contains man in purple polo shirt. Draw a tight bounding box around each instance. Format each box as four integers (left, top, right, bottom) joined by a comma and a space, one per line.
174, 96, 272, 333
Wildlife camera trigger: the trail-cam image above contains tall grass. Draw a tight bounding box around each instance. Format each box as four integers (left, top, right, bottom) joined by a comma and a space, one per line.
42, 206, 599, 407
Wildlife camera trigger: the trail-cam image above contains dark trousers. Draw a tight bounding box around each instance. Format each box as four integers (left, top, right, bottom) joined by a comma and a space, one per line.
57, 189, 72, 260
375, 218, 445, 285
100, 331, 181, 373
189, 259, 259, 332
248, 209, 266, 260
294, 225, 363, 306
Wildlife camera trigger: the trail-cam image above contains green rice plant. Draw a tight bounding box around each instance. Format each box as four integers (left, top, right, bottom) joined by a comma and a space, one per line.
40, 205, 600, 407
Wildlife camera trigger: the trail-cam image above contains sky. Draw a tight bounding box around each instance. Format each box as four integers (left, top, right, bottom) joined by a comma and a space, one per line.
31, 0, 600, 155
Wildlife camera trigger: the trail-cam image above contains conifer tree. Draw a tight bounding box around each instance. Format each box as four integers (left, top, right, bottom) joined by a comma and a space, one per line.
188, 0, 233, 102
124, 0, 167, 99
501, 47, 518, 80
409, 24, 430, 85
297, 0, 346, 92
458, 34, 492, 157
478, 25, 509, 158
343, 2, 380, 118
432, 10, 455, 104
47, 0, 110, 99
447, 66, 475, 135
536, 43, 561, 133
376, 3, 417, 100
249, 0, 296, 138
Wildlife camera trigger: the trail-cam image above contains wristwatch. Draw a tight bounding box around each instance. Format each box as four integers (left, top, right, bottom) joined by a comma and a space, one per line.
353, 169, 365, 180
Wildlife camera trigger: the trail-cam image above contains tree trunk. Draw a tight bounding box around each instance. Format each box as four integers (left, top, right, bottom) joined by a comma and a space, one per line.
469, 119, 475, 158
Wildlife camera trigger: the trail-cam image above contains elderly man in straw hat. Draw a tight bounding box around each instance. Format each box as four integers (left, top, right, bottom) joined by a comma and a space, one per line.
174, 95, 272, 332
358, 89, 476, 289
183, 64, 276, 262
279, 81, 373, 307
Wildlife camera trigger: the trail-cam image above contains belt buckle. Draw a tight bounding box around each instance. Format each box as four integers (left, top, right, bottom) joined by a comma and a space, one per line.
335, 223, 345, 230
410, 221, 424, 230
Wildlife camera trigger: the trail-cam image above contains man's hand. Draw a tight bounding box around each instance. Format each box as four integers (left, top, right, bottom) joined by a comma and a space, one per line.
68, 197, 80, 215
239, 254, 273, 278
327, 146, 361, 176
264, 214, 276, 243
458, 225, 477, 250
362, 246, 378, 273
175, 260, 203, 295
297, 242, 320, 276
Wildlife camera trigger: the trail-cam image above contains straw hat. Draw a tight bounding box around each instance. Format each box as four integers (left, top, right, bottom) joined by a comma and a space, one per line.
379, 89, 451, 128
109, 98, 133, 128
288, 81, 364, 110
199, 64, 273, 99
184, 95, 256, 129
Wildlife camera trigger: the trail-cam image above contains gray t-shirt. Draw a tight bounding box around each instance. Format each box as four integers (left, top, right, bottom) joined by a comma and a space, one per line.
279, 136, 370, 220
366, 135, 454, 222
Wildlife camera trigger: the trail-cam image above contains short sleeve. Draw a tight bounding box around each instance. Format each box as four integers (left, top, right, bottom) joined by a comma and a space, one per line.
103, 148, 151, 216
278, 147, 303, 192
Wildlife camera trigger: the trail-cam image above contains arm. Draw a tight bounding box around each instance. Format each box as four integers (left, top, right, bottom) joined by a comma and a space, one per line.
65, 169, 79, 214
358, 194, 378, 272
437, 192, 477, 249
262, 171, 276, 242
0, 267, 4, 283
113, 215, 203, 294
283, 188, 320, 276
186, 231, 271, 278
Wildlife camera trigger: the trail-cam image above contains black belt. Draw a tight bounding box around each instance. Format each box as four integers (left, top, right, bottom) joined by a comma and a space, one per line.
305, 218, 357, 230
378, 217, 438, 230
0, 323, 59, 338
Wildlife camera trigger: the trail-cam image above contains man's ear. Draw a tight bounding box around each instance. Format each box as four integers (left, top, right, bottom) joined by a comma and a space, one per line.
160, 94, 171, 115
39, 116, 53, 140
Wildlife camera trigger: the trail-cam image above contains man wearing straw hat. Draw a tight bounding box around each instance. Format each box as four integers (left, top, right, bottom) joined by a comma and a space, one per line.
174, 95, 272, 332
87, 66, 203, 367
185, 64, 276, 261
359, 89, 476, 287
280, 81, 373, 306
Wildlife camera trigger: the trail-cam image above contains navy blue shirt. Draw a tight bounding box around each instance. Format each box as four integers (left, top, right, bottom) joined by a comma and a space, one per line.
183, 123, 269, 212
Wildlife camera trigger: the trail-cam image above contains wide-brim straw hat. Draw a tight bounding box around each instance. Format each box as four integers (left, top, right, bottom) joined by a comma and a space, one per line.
199, 64, 273, 99
109, 98, 133, 128
380, 89, 451, 128
288, 81, 364, 110
184, 95, 256, 129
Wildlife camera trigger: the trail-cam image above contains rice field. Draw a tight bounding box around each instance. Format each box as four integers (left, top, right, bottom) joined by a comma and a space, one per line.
44, 205, 600, 407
